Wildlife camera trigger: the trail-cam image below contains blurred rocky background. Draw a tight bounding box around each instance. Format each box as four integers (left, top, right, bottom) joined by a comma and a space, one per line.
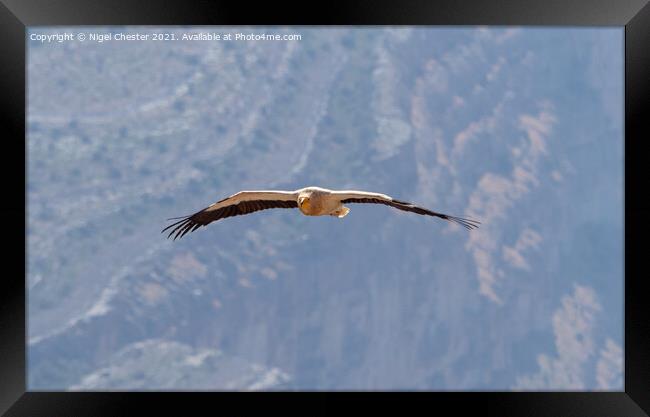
27, 27, 623, 390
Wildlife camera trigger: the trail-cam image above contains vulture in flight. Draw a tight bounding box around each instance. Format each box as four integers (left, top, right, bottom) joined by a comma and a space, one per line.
163, 186, 480, 240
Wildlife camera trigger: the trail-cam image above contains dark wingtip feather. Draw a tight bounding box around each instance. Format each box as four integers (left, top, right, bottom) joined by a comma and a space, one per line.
166, 215, 191, 221
161, 216, 196, 240
445, 215, 481, 230
173, 220, 193, 240
393, 200, 481, 231
177, 221, 196, 240
161, 217, 189, 234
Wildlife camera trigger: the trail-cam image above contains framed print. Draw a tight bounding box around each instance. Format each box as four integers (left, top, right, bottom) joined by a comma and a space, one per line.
1, 0, 649, 415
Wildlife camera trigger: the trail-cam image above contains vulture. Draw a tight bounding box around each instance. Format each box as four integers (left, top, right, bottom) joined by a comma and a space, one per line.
163, 186, 480, 240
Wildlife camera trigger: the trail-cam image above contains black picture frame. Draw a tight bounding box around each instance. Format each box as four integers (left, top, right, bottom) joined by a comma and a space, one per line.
2, 0, 648, 415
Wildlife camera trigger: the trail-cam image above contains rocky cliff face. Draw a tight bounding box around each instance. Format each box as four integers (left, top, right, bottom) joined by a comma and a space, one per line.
27, 27, 623, 390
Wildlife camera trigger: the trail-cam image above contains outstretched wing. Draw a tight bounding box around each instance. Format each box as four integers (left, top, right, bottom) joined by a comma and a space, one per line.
331, 190, 480, 230
162, 190, 299, 240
